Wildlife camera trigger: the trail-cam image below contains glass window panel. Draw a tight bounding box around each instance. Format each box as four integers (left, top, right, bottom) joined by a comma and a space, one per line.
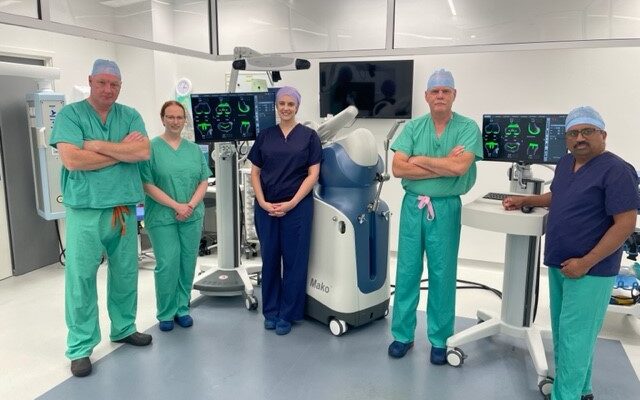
48, 0, 209, 53
0, 0, 38, 18
394, 0, 640, 48
217, 0, 387, 55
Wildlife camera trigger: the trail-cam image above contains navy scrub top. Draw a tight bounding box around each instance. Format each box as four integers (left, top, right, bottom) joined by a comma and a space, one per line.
544, 151, 640, 276
248, 123, 322, 203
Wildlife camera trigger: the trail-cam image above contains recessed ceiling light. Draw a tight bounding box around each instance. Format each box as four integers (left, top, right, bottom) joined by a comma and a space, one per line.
100, 0, 148, 8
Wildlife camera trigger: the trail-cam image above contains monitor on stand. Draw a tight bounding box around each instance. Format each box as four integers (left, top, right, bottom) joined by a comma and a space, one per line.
190, 91, 277, 307
482, 114, 568, 194
191, 91, 276, 144
482, 114, 567, 165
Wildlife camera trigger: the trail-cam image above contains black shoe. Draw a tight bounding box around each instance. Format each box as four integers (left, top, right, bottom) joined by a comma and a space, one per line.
70, 357, 92, 377
581, 395, 594, 400
114, 332, 152, 346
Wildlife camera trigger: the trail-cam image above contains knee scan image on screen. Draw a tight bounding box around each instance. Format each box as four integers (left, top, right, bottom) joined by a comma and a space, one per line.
482, 114, 567, 165
190, 91, 276, 143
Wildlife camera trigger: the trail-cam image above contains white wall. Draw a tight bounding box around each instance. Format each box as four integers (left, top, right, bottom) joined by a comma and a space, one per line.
2, 21, 640, 269
253, 47, 640, 263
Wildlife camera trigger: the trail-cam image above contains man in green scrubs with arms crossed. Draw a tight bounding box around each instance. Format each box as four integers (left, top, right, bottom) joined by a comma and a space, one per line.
388, 69, 482, 364
50, 59, 151, 377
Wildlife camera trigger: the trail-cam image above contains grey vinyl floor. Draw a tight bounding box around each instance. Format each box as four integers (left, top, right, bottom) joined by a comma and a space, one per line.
38, 294, 640, 400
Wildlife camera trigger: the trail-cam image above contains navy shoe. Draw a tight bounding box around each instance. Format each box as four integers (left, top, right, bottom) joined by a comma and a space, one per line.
264, 317, 277, 330
388, 341, 414, 358
275, 319, 292, 335
174, 314, 193, 328
70, 357, 92, 377
581, 395, 594, 400
159, 321, 174, 331
430, 347, 447, 365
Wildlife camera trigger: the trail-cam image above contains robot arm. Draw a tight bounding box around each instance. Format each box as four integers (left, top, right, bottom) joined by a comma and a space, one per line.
317, 106, 358, 142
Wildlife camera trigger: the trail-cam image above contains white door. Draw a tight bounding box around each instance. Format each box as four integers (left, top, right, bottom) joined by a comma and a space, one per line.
0, 151, 12, 280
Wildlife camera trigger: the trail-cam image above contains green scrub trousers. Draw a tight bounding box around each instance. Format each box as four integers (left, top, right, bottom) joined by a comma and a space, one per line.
147, 219, 203, 321
64, 206, 139, 360
391, 193, 462, 348
140, 137, 211, 322
548, 267, 614, 400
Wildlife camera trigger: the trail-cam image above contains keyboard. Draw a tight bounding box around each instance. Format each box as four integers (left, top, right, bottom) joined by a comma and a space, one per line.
482, 192, 511, 201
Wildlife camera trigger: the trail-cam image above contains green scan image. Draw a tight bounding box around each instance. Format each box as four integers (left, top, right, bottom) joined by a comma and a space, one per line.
485, 122, 500, 135
485, 141, 498, 150
240, 120, 251, 135
505, 123, 521, 136
528, 122, 541, 135
238, 99, 251, 113
197, 122, 212, 133
505, 142, 520, 153
216, 102, 231, 116
194, 102, 211, 115
217, 121, 233, 132
527, 142, 540, 156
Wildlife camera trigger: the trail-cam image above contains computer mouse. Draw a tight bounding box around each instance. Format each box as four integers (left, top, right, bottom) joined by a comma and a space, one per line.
521, 206, 533, 214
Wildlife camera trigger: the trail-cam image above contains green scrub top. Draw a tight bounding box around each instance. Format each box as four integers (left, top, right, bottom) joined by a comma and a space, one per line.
391, 112, 483, 197
139, 137, 212, 228
50, 100, 148, 208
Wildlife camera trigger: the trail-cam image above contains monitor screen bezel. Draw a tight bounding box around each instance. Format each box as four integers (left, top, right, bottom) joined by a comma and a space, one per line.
481, 113, 568, 165
318, 60, 414, 120
190, 91, 276, 144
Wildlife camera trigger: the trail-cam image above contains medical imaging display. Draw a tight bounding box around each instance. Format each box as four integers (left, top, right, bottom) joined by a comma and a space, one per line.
482, 114, 568, 164
190, 91, 276, 143
319, 60, 413, 119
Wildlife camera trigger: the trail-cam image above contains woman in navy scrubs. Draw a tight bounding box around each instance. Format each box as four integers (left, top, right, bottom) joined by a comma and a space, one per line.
248, 86, 322, 335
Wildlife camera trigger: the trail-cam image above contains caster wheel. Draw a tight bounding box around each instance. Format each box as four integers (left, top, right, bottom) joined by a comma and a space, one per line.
538, 376, 554, 397
245, 295, 258, 311
384, 308, 389, 317
329, 318, 348, 336
446, 347, 466, 367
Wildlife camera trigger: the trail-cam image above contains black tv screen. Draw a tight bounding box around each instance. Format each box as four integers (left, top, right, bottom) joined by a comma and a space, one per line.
319, 60, 414, 119
190, 91, 276, 143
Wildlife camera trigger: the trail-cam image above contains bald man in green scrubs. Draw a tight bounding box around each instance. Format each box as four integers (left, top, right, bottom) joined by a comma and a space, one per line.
50, 59, 151, 378
387, 69, 482, 364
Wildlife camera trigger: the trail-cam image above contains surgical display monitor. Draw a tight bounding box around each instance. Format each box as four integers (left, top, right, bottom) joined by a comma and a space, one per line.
482, 114, 568, 165
190, 91, 276, 143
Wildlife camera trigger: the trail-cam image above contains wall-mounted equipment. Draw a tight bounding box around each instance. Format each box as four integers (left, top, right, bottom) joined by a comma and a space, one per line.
26, 92, 65, 220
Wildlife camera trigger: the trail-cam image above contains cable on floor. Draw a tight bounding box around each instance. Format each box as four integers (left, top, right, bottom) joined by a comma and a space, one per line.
390, 278, 502, 299
54, 219, 65, 266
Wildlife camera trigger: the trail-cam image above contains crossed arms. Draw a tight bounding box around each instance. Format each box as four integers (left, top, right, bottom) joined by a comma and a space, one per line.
57, 131, 150, 171
392, 145, 475, 179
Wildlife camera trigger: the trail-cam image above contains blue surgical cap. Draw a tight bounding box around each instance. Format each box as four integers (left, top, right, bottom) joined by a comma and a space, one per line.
91, 59, 121, 79
565, 106, 605, 131
276, 86, 301, 106
426, 68, 455, 90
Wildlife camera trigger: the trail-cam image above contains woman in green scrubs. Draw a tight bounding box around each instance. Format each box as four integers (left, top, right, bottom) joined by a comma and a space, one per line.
140, 101, 212, 331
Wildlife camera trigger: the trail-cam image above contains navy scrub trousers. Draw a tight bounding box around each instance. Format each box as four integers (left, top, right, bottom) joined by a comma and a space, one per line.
255, 194, 313, 323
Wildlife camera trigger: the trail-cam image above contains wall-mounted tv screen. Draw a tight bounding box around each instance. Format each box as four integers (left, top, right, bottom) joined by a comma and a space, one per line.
190, 91, 276, 143
319, 60, 414, 119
